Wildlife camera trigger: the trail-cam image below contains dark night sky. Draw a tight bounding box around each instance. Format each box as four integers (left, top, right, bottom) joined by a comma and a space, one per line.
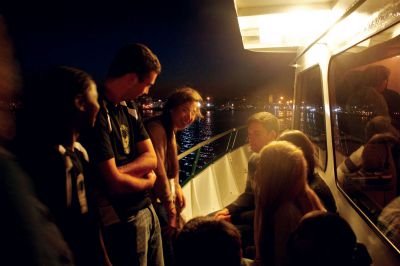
3, 0, 296, 102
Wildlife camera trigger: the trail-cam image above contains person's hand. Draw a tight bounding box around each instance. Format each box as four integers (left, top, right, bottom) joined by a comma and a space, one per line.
214, 208, 231, 222
175, 183, 186, 210
163, 200, 177, 237
144, 171, 157, 188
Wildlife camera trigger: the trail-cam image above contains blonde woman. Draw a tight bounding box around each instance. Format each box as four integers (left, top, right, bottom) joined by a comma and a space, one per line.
254, 141, 325, 266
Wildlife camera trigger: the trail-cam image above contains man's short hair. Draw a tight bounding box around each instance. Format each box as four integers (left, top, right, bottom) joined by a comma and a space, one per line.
107, 43, 161, 81
247, 112, 279, 134
175, 217, 242, 266
364, 65, 390, 87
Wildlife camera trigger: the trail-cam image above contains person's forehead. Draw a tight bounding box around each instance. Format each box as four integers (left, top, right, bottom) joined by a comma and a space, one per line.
177, 100, 196, 109
248, 121, 267, 131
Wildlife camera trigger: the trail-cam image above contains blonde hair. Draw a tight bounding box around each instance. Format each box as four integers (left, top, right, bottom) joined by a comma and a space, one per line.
255, 141, 307, 209
254, 141, 324, 265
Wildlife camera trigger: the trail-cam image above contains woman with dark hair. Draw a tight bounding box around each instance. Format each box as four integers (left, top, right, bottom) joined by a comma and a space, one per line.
146, 86, 202, 264
278, 130, 337, 213
21, 66, 103, 265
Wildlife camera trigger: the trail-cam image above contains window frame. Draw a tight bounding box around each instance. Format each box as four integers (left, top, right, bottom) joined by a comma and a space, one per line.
294, 64, 328, 172
328, 22, 400, 254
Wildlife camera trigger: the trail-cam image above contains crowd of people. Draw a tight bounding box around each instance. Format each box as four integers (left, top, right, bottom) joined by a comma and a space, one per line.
0, 16, 374, 266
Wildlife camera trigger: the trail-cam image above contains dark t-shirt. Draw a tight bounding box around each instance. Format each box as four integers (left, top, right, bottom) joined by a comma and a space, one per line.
34, 144, 102, 266
88, 98, 151, 216
382, 88, 400, 129
0, 148, 74, 266
309, 173, 337, 213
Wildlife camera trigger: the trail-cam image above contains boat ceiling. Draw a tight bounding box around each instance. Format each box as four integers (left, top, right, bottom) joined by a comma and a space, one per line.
235, 0, 337, 16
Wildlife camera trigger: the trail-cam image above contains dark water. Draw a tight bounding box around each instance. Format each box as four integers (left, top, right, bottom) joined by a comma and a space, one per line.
143, 108, 292, 184
177, 110, 257, 184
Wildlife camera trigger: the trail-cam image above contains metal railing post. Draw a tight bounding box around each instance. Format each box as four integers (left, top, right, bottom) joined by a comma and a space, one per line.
190, 148, 202, 178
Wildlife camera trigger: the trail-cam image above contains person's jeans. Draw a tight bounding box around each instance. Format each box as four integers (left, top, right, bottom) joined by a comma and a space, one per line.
103, 204, 164, 266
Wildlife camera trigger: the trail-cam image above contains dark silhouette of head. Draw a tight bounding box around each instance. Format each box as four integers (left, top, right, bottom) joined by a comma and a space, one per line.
278, 130, 316, 182
365, 115, 399, 141
287, 211, 371, 266
107, 43, 161, 81
364, 65, 390, 92
175, 216, 242, 266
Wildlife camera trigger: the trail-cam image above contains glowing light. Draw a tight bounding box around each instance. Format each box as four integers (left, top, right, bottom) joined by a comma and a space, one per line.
237, 9, 333, 51
325, 12, 369, 49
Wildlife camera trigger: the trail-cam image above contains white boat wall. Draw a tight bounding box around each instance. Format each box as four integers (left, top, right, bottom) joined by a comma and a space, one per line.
181, 144, 251, 220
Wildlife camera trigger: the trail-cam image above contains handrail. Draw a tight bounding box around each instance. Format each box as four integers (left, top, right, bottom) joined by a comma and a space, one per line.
177, 125, 247, 160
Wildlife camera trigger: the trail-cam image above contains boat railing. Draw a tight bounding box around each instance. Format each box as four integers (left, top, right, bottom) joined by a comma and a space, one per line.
178, 125, 248, 186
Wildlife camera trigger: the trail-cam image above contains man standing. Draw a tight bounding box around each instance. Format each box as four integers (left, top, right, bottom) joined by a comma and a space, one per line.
88, 43, 163, 266
214, 112, 279, 253
364, 65, 400, 129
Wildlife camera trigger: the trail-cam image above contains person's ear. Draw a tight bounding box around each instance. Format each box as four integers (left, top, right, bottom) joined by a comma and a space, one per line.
74, 94, 86, 111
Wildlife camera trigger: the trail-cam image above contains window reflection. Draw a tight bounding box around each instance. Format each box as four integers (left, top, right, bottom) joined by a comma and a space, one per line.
330, 23, 400, 251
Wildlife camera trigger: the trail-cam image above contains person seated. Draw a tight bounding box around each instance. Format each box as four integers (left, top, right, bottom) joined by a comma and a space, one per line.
175, 216, 253, 266
377, 196, 400, 248
278, 130, 337, 213
286, 211, 372, 266
337, 115, 400, 185
213, 112, 279, 251
254, 141, 325, 266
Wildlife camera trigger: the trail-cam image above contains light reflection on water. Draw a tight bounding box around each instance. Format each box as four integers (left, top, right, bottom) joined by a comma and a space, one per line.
143, 107, 294, 184
177, 110, 255, 184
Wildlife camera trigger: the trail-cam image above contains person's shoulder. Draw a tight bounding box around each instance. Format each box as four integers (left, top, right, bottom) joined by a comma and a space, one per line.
385, 88, 400, 96
249, 153, 260, 164
241, 258, 255, 266
73, 142, 89, 162
146, 119, 166, 135
248, 153, 260, 171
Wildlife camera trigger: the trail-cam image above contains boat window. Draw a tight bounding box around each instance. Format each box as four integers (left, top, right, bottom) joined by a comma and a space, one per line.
294, 65, 327, 171
330, 22, 400, 252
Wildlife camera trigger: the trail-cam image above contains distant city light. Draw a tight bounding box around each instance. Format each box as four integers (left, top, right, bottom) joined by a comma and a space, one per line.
206, 97, 210, 101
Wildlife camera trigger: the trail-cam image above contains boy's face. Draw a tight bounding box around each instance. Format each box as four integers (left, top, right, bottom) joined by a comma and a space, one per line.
247, 121, 276, 153
129, 71, 158, 99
